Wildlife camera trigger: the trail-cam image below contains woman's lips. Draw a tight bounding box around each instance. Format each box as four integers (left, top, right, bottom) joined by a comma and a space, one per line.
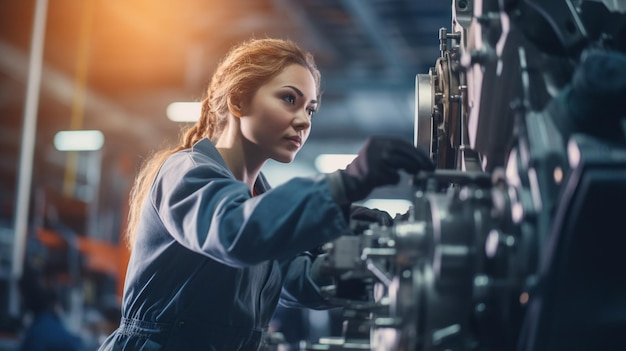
285, 135, 302, 147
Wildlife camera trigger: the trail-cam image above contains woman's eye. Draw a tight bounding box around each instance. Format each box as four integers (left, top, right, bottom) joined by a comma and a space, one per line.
307, 108, 317, 117
282, 94, 296, 105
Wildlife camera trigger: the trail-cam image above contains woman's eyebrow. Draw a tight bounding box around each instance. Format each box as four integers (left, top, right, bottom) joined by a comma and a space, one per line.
283, 85, 318, 104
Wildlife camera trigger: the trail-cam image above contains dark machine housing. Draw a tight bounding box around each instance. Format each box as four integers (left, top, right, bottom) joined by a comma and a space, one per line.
310, 0, 626, 350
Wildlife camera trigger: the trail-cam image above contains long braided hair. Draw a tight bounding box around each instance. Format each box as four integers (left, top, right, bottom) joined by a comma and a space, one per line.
125, 38, 321, 248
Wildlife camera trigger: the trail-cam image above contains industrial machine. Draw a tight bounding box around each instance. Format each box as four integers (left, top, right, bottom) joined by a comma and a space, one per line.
311, 0, 626, 350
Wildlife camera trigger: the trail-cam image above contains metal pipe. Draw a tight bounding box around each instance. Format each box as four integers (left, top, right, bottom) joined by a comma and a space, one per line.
9, 0, 49, 317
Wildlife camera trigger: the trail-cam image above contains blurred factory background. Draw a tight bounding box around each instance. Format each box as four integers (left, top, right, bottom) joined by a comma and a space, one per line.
0, 0, 452, 349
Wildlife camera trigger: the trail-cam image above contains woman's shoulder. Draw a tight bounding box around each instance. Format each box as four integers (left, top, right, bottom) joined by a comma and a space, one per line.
159, 140, 231, 180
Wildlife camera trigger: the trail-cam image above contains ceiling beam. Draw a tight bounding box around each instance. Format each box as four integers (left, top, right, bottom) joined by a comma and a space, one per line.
339, 0, 407, 74
271, 0, 341, 62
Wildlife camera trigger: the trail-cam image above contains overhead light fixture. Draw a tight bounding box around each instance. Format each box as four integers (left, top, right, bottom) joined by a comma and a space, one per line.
314, 154, 357, 173
53, 130, 104, 151
166, 102, 202, 122
362, 199, 413, 216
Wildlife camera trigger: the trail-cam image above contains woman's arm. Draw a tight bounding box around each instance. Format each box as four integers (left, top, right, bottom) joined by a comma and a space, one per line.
150, 152, 350, 267
278, 253, 336, 310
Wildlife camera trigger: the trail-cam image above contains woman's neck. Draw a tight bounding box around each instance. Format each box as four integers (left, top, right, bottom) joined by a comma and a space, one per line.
215, 126, 264, 191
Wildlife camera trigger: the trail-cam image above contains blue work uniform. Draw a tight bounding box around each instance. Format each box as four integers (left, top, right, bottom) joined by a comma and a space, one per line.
98, 138, 350, 350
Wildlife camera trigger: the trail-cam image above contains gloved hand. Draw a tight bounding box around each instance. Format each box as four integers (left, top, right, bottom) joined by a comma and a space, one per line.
338, 137, 435, 203
350, 205, 393, 234
350, 205, 393, 226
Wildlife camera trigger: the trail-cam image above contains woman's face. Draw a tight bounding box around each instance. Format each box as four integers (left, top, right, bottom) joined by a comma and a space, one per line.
239, 63, 318, 163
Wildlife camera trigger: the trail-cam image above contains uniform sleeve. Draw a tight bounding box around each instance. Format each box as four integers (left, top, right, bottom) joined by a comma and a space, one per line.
278, 253, 337, 310
149, 153, 350, 267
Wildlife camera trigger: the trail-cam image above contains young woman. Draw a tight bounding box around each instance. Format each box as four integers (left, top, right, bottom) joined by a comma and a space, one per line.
98, 38, 433, 350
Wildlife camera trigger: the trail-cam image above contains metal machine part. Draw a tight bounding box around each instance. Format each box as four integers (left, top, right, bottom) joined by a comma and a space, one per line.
307, 0, 626, 350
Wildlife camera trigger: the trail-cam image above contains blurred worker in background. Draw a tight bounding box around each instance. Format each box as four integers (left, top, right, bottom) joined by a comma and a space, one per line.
18, 265, 83, 351
98, 37, 433, 350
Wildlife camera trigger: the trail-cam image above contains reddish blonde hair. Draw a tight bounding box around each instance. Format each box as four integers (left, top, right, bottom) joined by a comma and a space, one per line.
125, 38, 321, 248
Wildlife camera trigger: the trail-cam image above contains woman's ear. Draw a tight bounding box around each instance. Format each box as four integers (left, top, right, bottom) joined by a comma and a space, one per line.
227, 96, 244, 118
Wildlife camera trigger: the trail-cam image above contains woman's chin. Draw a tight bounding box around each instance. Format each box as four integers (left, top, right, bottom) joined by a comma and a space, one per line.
273, 152, 297, 164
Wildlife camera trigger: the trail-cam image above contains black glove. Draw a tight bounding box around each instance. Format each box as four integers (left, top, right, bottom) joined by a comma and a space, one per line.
350, 205, 393, 234
350, 205, 393, 226
339, 137, 435, 203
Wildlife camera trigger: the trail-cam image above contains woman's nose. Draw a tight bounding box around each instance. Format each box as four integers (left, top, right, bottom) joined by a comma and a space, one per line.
293, 110, 311, 130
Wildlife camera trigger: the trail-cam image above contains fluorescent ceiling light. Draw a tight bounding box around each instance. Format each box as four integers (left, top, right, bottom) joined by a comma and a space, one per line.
362, 199, 413, 216
167, 102, 202, 122
53, 130, 104, 151
314, 154, 357, 173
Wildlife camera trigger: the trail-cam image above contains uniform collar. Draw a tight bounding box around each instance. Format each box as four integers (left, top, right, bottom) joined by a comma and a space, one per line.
192, 138, 230, 171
